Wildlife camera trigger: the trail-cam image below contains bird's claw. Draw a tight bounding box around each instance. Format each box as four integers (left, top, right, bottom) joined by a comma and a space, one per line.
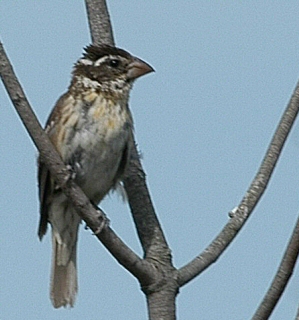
65, 164, 77, 180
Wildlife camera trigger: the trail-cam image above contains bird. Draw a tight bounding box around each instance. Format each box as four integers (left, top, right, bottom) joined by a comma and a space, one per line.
37, 44, 154, 308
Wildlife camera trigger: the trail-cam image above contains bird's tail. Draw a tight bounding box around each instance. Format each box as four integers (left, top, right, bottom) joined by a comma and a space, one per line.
50, 207, 80, 308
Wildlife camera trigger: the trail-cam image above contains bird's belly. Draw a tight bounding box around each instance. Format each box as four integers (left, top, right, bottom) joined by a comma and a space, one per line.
75, 135, 127, 202
63, 113, 130, 202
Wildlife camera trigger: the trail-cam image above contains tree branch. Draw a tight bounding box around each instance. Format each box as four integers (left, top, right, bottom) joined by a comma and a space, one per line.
0, 41, 156, 285
85, 1, 177, 318
252, 214, 299, 320
124, 145, 172, 262
178, 80, 299, 287
85, 0, 114, 46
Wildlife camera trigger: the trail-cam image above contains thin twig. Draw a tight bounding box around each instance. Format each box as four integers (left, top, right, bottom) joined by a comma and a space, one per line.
178, 80, 299, 287
252, 214, 299, 320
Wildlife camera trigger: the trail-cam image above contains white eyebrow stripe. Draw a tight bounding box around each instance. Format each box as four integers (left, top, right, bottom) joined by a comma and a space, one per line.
79, 58, 93, 65
94, 56, 108, 66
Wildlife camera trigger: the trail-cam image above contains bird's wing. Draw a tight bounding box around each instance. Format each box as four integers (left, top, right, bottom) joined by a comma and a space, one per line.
37, 93, 70, 239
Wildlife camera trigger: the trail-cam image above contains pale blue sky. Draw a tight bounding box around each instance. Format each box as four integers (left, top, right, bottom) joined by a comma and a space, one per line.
1, 1, 299, 319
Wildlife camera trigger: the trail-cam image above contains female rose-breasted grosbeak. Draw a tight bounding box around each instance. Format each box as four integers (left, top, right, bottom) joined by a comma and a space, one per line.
38, 45, 154, 308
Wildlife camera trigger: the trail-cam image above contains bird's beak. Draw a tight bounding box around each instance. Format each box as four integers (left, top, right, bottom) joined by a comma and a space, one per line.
127, 58, 154, 80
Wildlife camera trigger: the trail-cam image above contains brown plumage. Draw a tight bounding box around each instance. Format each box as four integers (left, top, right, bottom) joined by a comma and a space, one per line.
38, 44, 154, 308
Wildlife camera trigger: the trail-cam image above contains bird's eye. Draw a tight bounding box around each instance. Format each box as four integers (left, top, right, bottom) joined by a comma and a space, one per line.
109, 59, 120, 68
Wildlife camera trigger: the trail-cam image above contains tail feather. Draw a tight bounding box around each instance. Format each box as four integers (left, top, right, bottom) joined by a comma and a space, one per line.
49, 201, 81, 308
50, 236, 78, 308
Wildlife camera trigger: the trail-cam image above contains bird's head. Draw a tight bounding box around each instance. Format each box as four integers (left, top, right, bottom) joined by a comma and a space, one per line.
71, 44, 154, 99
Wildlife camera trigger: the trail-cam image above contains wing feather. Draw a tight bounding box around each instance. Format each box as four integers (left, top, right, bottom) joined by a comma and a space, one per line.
37, 93, 70, 239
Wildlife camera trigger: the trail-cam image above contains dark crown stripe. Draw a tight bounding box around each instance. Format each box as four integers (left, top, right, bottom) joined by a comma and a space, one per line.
83, 45, 131, 62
